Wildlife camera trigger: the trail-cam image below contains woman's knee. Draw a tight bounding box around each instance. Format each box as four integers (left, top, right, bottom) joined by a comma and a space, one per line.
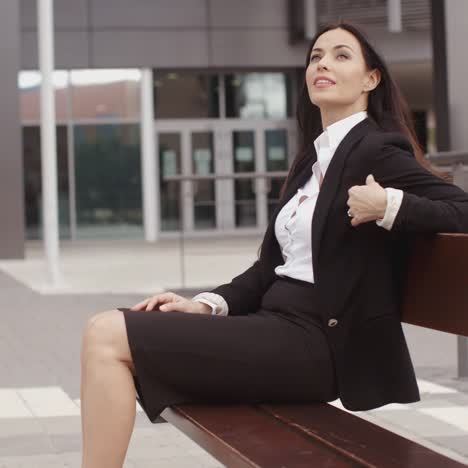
82, 310, 133, 366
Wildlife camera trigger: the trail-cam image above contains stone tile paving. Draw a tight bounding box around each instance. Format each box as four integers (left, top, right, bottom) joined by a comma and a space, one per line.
0, 270, 467, 467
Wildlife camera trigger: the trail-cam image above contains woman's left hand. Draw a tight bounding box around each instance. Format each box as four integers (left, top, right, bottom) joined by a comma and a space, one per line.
347, 174, 387, 227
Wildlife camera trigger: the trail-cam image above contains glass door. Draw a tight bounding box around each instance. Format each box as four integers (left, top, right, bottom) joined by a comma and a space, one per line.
156, 121, 220, 234
218, 120, 296, 229
232, 131, 256, 227
156, 119, 296, 235
159, 132, 182, 231
265, 128, 290, 220
191, 131, 216, 229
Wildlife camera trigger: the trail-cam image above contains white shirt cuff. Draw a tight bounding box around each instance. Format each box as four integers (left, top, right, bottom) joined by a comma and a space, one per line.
192, 292, 229, 316
376, 188, 403, 231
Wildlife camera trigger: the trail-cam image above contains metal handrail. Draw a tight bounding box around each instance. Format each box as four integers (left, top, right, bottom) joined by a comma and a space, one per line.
426, 151, 468, 165
162, 172, 288, 181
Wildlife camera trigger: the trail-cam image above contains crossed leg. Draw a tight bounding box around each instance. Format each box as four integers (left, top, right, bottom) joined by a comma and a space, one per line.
80, 309, 136, 468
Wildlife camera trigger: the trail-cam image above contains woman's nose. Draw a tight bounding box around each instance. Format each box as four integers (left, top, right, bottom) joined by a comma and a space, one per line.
317, 59, 329, 71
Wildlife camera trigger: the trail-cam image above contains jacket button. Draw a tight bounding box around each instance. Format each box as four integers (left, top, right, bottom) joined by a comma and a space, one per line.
328, 318, 338, 327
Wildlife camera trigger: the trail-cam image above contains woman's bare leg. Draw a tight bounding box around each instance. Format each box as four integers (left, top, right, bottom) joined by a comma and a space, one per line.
80, 309, 136, 468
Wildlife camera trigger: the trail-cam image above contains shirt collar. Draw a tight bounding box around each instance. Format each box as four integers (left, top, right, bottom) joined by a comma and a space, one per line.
313, 110, 368, 175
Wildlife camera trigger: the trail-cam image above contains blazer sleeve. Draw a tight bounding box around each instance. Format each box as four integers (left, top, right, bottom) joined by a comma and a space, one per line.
207, 259, 268, 316
370, 133, 468, 234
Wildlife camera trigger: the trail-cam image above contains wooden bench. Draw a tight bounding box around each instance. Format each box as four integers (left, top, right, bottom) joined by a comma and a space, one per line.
162, 233, 468, 467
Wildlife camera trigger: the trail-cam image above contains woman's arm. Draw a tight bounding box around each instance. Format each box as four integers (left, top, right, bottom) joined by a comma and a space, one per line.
207, 259, 268, 316
371, 133, 468, 234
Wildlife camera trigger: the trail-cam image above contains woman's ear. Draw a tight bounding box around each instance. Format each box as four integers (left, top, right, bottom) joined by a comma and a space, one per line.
364, 68, 381, 92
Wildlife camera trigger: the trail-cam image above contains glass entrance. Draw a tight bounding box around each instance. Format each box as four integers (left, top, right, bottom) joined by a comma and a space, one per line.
156, 120, 295, 235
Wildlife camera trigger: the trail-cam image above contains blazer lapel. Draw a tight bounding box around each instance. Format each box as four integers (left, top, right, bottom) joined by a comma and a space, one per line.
311, 117, 376, 274
280, 157, 316, 207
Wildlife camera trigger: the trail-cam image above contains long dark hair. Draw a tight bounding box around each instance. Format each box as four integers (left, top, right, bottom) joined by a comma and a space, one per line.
279, 21, 438, 200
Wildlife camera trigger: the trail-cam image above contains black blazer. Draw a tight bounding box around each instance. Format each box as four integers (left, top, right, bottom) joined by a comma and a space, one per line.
210, 117, 468, 411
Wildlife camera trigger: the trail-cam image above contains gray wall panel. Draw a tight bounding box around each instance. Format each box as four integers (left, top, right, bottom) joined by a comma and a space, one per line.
371, 30, 432, 63
92, 30, 209, 68
209, 0, 287, 28
0, 1, 25, 258
211, 29, 308, 67
21, 31, 90, 69
18, 1, 432, 70
20, 0, 89, 30
90, 0, 207, 28
445, 0, 468, 151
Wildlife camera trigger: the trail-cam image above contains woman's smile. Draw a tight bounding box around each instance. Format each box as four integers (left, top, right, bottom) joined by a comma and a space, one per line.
313, 76, 336, 88
314, 80, 336, 89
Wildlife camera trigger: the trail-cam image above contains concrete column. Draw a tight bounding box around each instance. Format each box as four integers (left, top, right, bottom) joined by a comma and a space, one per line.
387, 0, 402, 33
304, 0, 317, 40
38, 0, 62, 286
0, 1, 25, 259
140, 69, 159, 242
430, 0, 450, 151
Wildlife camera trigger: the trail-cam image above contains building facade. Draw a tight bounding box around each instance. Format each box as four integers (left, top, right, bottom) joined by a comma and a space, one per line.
3, 0, 467, 258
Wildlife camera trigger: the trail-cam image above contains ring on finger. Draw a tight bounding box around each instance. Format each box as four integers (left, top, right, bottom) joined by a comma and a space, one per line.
347, 209, 354, 218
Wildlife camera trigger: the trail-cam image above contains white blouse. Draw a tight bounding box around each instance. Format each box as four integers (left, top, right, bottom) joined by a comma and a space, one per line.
193, 111, 403, 315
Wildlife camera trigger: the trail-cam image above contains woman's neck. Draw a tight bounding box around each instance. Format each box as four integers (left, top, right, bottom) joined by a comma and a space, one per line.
320, 105, 367, 130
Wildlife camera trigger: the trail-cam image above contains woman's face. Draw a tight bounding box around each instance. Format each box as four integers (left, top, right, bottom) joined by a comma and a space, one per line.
305, 28, 380, 112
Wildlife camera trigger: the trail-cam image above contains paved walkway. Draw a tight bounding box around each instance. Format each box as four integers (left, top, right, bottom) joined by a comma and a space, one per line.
0, 239, 467, 466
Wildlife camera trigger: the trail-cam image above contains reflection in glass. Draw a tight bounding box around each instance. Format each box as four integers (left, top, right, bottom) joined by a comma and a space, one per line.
19, 70, 69, 122
22, 126, 70, 239
154, 72, 219, 119
225, 73, 292, 119
266, 129, 288, 171
266, 129, 288, 218
71, 69, 141, 120
233, 131, 256, 227
74, 124, 142, 239
267, 178, 286, 221
159, 133, 182, 231
192, 132, 216, 229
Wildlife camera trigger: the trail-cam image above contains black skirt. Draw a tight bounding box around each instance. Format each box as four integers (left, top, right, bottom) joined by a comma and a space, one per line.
118, 277, 338, 423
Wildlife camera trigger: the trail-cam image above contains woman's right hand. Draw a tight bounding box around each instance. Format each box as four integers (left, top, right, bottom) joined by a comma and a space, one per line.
130, 292, 212, 314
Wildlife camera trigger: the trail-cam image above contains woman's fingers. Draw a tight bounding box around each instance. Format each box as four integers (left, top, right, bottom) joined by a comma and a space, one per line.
130, 292, 187, 312
145, 294, 168, 312
129, 297, 151, 311
160, 299, 198, 313
130, 293, 169, 312
159, 301, 184, 312
145, 292, 183, 312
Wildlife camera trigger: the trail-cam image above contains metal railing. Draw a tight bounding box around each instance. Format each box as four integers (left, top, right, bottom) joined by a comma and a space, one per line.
162, 172, 288, 182
427, 151, 468, 165
428, 151, 468, 379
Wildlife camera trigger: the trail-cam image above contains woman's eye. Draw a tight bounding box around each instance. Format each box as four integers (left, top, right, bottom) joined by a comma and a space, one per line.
310, 54, 348, 62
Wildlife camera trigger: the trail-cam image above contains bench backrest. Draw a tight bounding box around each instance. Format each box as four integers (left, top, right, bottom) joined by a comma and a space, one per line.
402, 233, 468, 336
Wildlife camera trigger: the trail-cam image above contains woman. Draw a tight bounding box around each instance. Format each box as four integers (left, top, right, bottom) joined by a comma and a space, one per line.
80, 22, 468, 467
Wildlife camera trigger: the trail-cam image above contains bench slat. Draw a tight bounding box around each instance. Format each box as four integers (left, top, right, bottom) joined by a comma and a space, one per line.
162, 404, 358, 467
402, 233, 468, 336
258, 403, 465, 468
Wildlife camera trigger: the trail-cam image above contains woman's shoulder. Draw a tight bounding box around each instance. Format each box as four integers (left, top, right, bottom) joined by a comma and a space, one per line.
361, 124, 413, 154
